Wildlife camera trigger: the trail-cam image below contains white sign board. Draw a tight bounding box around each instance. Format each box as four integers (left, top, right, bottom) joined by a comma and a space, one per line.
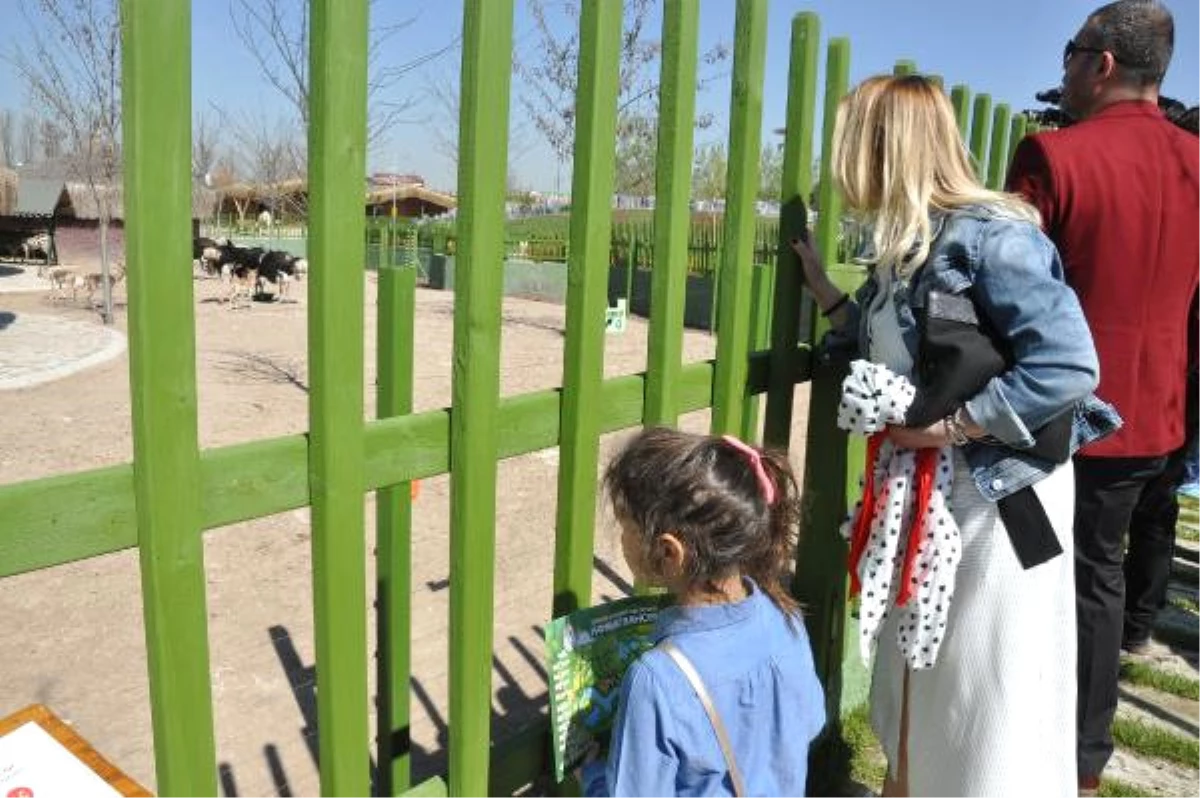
0, 722, 121, 798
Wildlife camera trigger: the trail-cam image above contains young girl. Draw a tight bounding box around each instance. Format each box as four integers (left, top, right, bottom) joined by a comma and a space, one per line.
580, 426, 825, 797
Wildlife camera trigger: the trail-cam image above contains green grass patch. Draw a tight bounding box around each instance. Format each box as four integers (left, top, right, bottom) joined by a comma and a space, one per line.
1120, 659, 1200, 700
1179, 524, 1199, 543
1168, 594, 1199, 615
843, 703, 887, 793
1099, 775, 1159, 796
1112, 714, 1200, 767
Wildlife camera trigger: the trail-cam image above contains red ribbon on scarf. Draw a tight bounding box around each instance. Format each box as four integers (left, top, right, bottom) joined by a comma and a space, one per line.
848, 435, 940, 608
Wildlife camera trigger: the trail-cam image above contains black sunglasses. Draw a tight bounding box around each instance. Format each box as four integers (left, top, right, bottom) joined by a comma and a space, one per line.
1063, 38, 1112, 68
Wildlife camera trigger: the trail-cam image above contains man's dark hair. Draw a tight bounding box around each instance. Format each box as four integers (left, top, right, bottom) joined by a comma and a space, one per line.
1086, 0, 1174, 87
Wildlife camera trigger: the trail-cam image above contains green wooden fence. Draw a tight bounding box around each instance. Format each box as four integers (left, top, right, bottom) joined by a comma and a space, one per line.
0, 2, 1038, 795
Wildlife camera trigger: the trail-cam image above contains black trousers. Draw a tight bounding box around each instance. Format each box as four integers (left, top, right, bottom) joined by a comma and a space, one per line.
1122, 447, 1188, 644
1074, 454, 1169, 779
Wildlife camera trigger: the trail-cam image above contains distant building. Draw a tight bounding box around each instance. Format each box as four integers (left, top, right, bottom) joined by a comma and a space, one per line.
1, 163, 215, 266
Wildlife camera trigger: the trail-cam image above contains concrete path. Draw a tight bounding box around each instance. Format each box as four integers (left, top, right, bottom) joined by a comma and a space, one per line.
0, 266, 127, 390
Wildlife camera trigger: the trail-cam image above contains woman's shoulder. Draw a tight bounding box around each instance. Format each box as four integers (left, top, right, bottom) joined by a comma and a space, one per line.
935, 205, 1047, 261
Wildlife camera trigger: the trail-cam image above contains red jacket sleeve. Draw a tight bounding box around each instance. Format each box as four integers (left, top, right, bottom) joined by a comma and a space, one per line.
1006, 136, 1057, 235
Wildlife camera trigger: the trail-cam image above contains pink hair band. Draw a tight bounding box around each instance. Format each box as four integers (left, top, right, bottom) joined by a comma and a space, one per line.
720, 434, 777, 506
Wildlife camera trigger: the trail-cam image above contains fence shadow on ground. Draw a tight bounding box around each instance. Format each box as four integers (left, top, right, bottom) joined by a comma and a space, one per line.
214, 555, 636, 796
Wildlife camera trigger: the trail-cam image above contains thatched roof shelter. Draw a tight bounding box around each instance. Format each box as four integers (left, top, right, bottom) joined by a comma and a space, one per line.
364, 183, 456, 217
57, 181, 216, 221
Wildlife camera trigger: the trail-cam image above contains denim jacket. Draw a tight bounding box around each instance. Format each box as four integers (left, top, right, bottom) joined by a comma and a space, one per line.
826, 206, 1121, 501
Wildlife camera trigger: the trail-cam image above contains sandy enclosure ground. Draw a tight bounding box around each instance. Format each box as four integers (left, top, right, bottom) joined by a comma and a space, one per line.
0, 270, 813, 796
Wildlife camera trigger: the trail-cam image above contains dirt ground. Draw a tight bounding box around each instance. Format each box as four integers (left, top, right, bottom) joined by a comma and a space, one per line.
0, 269, 814, 796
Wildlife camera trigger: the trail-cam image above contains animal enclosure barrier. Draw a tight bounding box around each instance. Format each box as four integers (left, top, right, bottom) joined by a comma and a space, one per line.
0, 1, 1037, 795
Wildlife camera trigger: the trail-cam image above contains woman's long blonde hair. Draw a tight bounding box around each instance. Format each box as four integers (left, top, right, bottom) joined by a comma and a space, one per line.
831, 75, 1039, 276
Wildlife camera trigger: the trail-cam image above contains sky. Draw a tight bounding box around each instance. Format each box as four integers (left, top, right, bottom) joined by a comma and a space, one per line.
1, 0, 1197, 194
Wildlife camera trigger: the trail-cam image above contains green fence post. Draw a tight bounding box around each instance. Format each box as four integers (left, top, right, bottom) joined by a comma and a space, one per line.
308, 0, 371, 793
449, 0, 514, 793
711, 0, 768, 435
969, 93, 993, 181
120, 1, 217, 792
892, 58, 917, 76
1007, 114, 1029, 178
552, 0, 622, 618
644, 0, 700, 426
814, 39, 849, 281
763, 11, 819, 449
796, 33, 853, 789
987, 103, 1012, 190
376, 262, 416, 795
950, 84, 971, 139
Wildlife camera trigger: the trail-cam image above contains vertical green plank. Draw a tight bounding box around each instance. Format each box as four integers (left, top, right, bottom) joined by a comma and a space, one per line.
376, 264, 416, 795
449, 0, 513, 793
738, 259, 773, 440
968, 93, 992, 181
309, 0, 370, 794
644, 0, 699, 426
711, 0, 768, 435
121, 2, 216, 793
1007, 114, 1029, 176
763, 11, 819, 449
950, 84, 971, 139
795, 32, 852, 775
552, 0, 622, 617
892, 59, 916, 76
986, 103, 1011, 190
814, 39, 850, 279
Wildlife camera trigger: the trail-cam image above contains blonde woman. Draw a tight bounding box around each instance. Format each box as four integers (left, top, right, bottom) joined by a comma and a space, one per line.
791, 75, 1119, 796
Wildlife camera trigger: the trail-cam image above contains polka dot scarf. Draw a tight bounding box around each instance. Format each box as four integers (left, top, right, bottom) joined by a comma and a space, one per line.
837, 360, 961, 670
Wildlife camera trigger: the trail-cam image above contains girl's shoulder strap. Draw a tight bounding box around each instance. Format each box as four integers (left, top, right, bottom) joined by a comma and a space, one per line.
657, 640, 746, 797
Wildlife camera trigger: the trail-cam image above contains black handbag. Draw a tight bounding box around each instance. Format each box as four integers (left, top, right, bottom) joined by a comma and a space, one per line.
905, 288, 1071, 569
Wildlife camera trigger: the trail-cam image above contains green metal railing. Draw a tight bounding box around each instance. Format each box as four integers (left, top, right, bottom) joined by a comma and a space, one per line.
0, 2, 1041, 795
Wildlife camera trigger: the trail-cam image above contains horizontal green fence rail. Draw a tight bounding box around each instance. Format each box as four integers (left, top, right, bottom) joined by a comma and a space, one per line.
0, 353, 793, 580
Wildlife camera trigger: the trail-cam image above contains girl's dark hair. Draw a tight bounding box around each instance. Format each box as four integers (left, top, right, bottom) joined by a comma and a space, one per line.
603, 426, 802, 620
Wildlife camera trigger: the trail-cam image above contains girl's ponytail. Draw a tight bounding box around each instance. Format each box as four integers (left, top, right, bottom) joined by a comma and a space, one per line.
747, 447, 802, 621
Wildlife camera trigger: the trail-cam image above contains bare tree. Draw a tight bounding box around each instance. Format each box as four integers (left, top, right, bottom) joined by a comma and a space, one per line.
758, 141, 783, 202
422, 67, 537, 187
229, 0, 458, 153
8, 0, 122, 324
18, 113, 39, 165
0, 110, 14, 167
692, 141, 727, 201
513, 0, 728, 196
192, 112, 223, 185
226, 112, 306, 226
38, 118, 66, 160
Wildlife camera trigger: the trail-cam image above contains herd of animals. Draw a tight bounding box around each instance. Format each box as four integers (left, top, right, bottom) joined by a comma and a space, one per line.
2, 232, 308, 310
191, 236, 308, 308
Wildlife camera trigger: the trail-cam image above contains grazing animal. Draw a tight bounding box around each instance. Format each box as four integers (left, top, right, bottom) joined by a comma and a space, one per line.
45, 267, 76, 300
255, 249, 304, 300
224, 263, 258, 309
22, 233, 51, 264
79, 262, 126, 307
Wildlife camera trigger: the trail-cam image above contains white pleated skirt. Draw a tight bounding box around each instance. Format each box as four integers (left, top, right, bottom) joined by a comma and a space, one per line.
869, 451, 1077, 797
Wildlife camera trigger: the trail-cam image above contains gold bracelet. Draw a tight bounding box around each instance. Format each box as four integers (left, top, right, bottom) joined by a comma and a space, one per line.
944, 411, 971, 446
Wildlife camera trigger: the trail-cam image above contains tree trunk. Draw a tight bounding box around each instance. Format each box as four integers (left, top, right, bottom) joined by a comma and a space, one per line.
99, 211, 113, 325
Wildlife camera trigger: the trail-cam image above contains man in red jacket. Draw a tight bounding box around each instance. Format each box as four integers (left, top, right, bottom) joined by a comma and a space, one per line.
1007, 1, 1199, 792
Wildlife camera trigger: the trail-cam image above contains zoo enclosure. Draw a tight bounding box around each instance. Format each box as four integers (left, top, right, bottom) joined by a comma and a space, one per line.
0, 1, 1040, 795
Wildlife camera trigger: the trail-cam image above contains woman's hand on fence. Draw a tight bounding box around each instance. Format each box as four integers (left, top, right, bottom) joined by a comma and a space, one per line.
789, 236, 845, 314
